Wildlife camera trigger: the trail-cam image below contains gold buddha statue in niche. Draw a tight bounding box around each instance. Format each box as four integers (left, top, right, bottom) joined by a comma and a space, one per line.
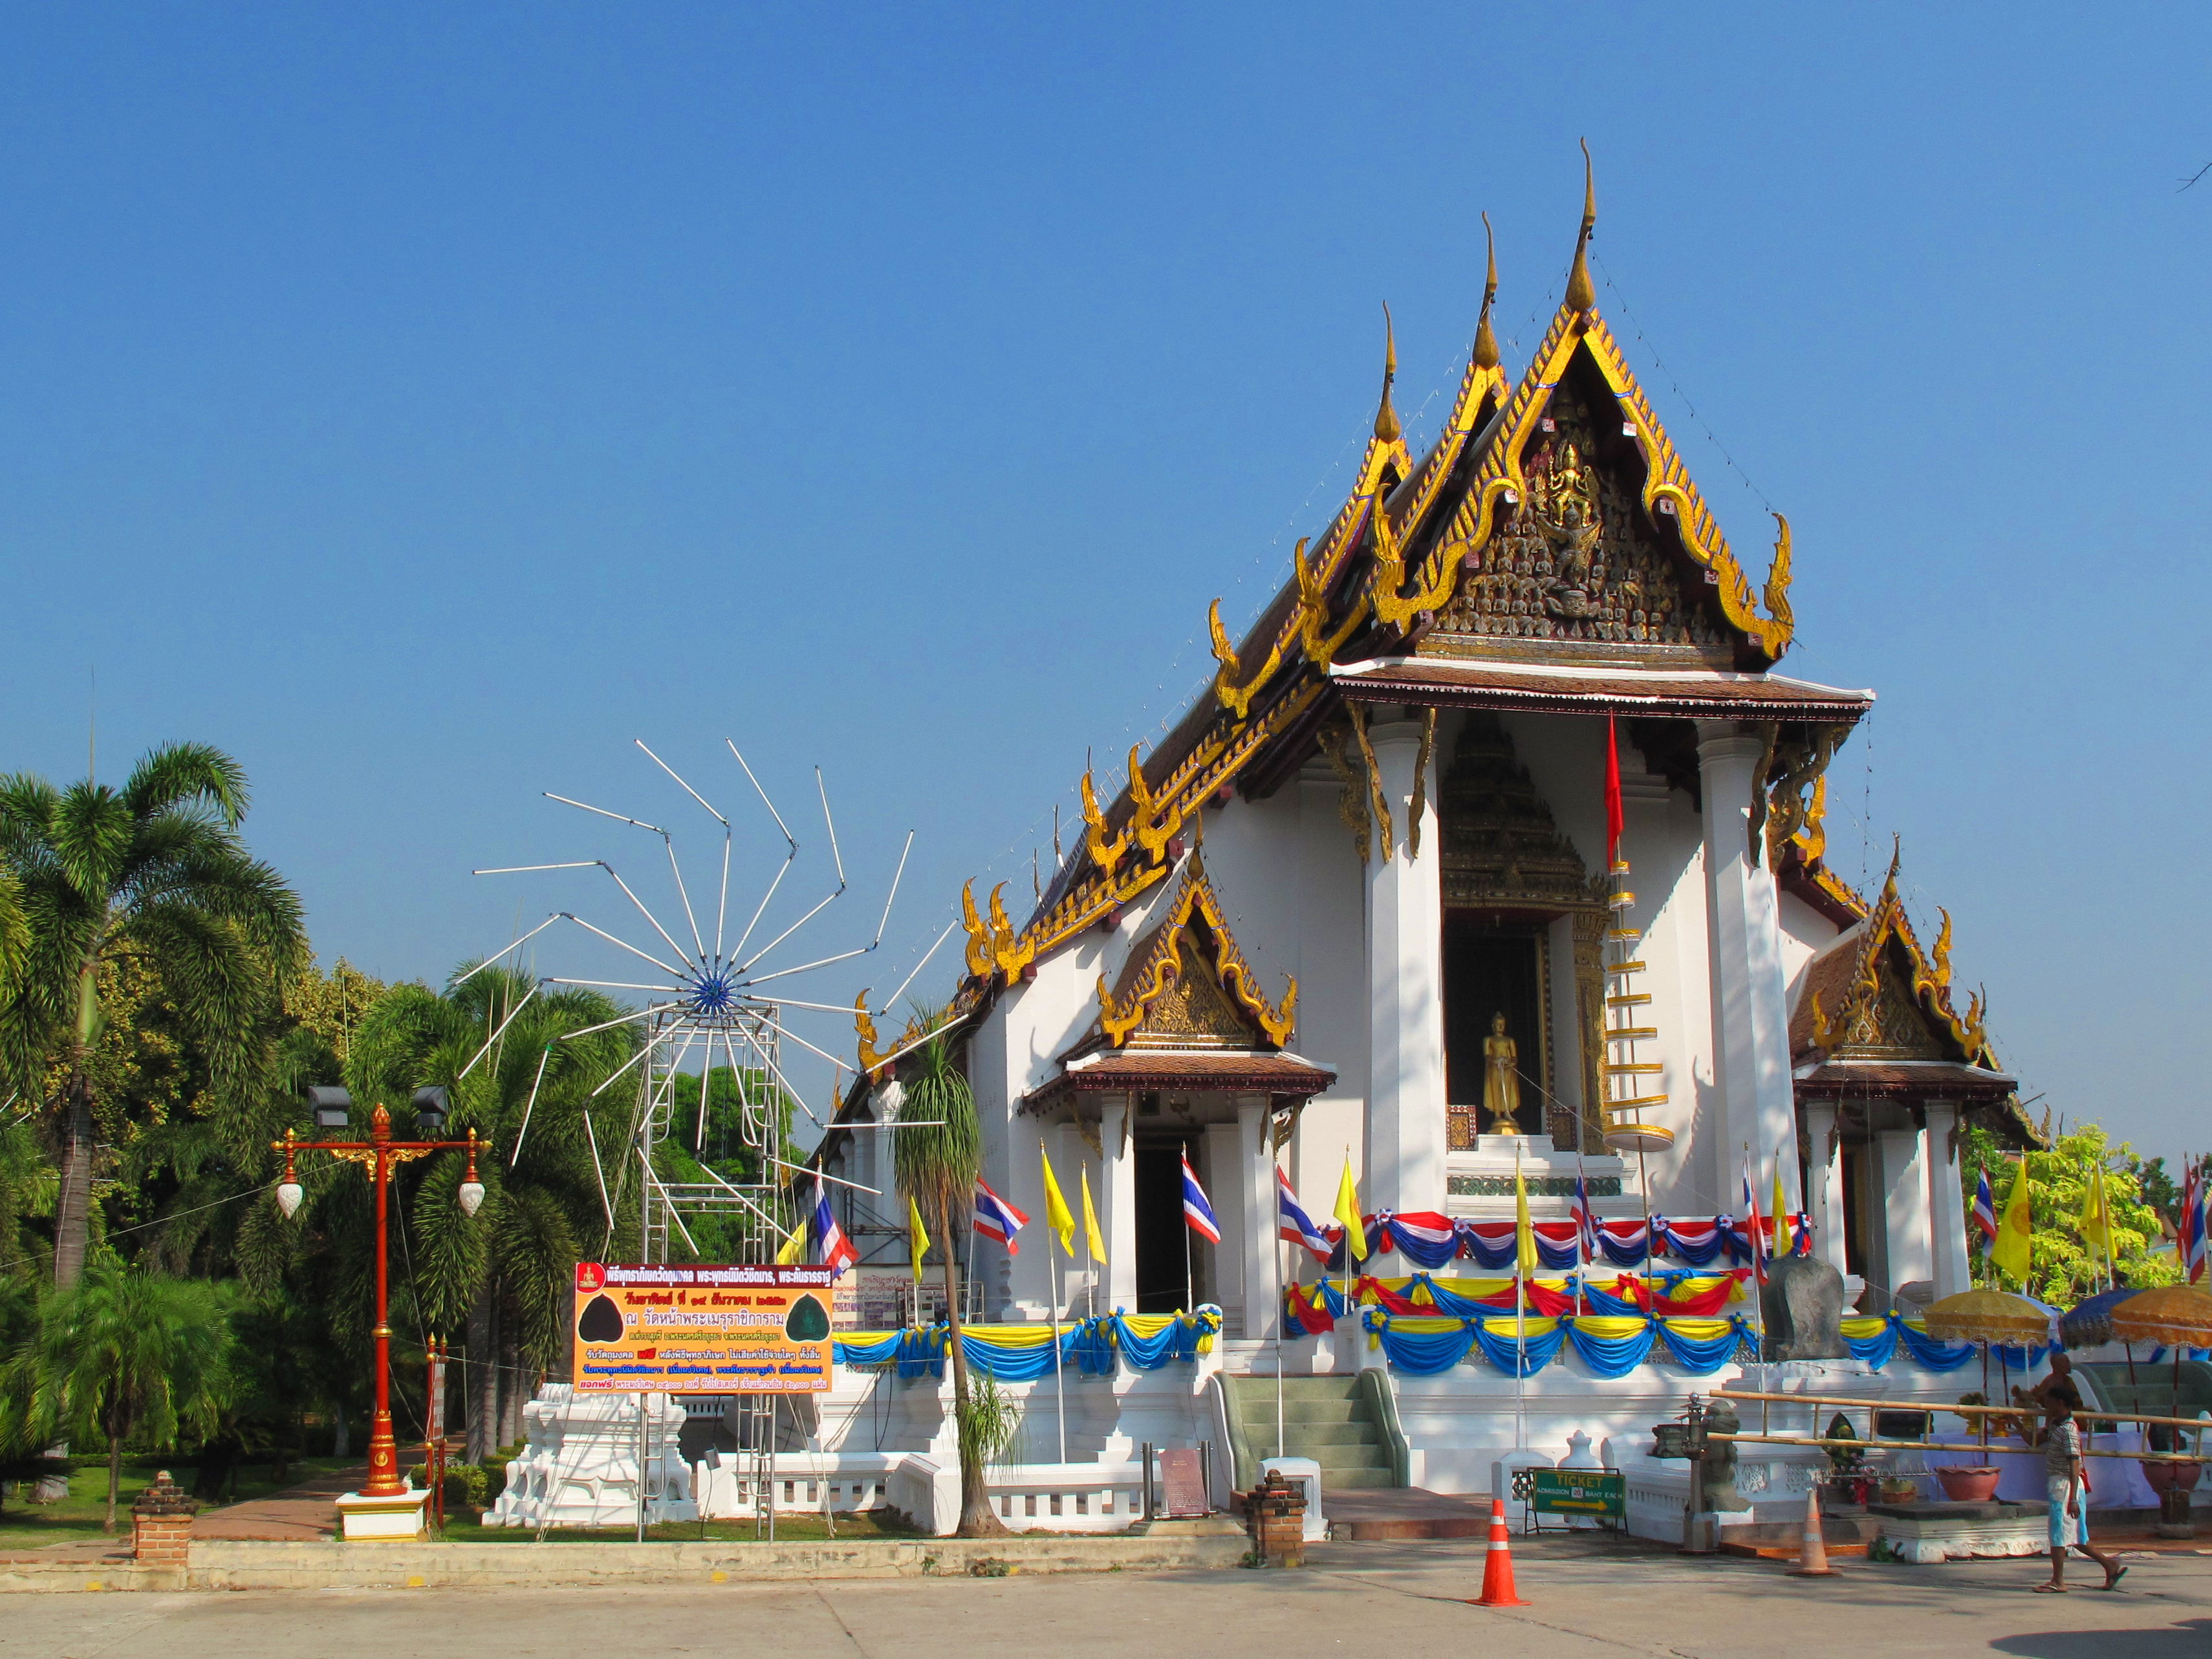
1482, 1011, 1521, 1134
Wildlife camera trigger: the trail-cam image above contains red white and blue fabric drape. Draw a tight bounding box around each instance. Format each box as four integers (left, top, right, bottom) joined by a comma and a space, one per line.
1323, 1208, 1810, 1273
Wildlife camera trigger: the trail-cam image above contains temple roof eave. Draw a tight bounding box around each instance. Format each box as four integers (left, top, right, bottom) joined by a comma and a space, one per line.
1328, 655, 1875, 722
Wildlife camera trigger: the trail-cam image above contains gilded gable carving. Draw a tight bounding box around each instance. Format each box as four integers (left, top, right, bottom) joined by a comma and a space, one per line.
1133, 937, 1262, 1048
1437, 380, 1725, 649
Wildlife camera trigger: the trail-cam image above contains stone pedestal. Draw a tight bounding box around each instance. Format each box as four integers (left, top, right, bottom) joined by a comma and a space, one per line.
335, 1485, 431, 1541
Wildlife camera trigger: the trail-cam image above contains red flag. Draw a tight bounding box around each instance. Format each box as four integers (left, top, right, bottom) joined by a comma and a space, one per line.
1604, 716, 1625, 865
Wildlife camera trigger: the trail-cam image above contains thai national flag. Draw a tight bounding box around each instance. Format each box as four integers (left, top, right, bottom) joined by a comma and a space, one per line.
1571, 1175, 1599, 1258
972, 1178, 1030, 1254
1971, 1168, 2000, 1244
2185, 1159, 2207, 1286
1742, 1167, 1767, 1286
1182, 1153, 1221, 1243
810, 1180, 859, 1276
1277, 1168, 1332, 1261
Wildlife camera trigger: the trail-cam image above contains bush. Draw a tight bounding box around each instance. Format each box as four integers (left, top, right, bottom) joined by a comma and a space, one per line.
440, 1463, 490, 1510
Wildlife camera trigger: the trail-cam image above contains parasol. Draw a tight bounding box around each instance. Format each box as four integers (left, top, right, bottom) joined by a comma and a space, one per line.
2109, 1285, 2212, 1348
1922, 1288, 2054, 1345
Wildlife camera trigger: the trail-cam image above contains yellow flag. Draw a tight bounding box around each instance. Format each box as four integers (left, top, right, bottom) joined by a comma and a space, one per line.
1080, 1166, 1107, 1264
1991, 1156, 2033, 1285
1041, 1144, 1076, 1253
2078, 1164, 2112, 1268
1773, 1161, 1794, 1257
775, 1222, 806, 1265
908, 1195, 930, 1281
1514, 1161, 1539, 1278
1333, 1154, 1367, 1261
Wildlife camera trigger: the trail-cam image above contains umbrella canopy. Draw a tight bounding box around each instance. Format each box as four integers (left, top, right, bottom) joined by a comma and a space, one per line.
1923, 1288, 2054, 1345
2061, 1285, 2142, 1349
2110, 1285, 2212, 1348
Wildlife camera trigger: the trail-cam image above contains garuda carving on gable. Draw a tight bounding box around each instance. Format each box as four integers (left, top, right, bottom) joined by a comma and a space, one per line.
1437, 385, 1724, 649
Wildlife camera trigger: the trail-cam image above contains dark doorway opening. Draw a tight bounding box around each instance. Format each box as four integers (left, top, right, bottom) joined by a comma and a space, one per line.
1134, 1136, 1203, 1314
1841, 1140, 1867, 1281
1443, 916, 1550, 1132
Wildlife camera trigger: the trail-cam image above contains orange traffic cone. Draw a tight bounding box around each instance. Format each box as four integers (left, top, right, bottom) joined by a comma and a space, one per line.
1789, 1487, 1834, 1576
1473, 1495, 1530, 1607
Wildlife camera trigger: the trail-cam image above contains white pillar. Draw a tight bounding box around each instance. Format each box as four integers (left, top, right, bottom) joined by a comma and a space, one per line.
1802, 1101, 1847, 1274
1924, 1102, 1971, 1299
1101, 1094, 1138, 1314
1364, 713, 1444, 1214
1695, 723, 1799, 1202
1877, 1124, 1933, 1303
1236, 1096, 1272, 1341
1203, 1122, 1242, 1325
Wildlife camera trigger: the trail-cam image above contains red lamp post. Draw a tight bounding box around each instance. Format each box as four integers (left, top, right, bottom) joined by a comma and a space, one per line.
275, 1101, 483, 1499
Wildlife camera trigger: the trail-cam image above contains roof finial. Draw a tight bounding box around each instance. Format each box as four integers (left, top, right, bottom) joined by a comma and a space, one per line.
1473, 213, 1500, 369
1566, 138, 1597, 314
1373, 302, 1401, 442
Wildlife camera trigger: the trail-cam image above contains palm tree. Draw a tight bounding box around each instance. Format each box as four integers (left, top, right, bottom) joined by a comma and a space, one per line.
4, 1264, 235, 1530
890, 1011, 1004, 1537
0, 743, 307, 1288
343, 965, 636, 1458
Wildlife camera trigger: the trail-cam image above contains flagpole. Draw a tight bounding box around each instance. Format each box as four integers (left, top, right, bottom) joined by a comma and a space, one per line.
1041, 1140, 1067, 1466
1274, 1165, 1286, 1466
1574, 1142, 1588, 1320
1514, 1143, 1527, 1453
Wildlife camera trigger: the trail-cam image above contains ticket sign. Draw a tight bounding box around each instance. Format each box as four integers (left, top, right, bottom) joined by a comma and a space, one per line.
1530, 1469, 1624, 1519
572, 1263, 836, 1394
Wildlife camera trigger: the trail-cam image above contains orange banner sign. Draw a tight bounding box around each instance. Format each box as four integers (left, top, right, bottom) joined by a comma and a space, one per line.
572, 1262, 836, 1394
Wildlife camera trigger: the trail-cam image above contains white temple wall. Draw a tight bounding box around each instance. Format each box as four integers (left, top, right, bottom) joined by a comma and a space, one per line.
1775, 888, 1839, 1005
1289, 763, 1369, 1198
1616, 763, 1723, 1220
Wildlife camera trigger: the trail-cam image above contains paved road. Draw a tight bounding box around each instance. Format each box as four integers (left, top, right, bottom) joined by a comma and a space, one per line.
5, 1535, 2208, 1659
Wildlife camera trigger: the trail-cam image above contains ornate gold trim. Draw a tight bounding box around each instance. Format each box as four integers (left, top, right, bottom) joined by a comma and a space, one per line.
1095, 856, 1296, 1049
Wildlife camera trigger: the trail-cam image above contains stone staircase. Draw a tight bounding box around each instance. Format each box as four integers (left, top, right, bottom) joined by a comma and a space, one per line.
1220, 1374, 1402, 1493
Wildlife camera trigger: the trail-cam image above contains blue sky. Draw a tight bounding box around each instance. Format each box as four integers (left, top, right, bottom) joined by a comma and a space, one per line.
5, 6, 2207, 1164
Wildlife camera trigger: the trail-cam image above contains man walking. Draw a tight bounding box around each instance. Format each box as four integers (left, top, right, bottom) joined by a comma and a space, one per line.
2035, 1383, 2125, 1592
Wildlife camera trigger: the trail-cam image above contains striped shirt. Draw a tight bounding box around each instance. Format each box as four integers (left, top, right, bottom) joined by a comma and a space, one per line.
2044, 1418, 2082, 1478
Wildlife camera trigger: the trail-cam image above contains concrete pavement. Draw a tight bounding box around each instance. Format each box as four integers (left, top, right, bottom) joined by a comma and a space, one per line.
3, 1535, 2208, 1658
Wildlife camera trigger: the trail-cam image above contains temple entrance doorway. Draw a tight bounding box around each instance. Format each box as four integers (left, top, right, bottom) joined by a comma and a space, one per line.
1134, 1132, 1206, 1314
1443, 914, 1552, 1146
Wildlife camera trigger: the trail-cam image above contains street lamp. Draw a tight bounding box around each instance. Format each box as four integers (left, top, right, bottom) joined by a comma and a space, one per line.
273, 1090, 483, 1539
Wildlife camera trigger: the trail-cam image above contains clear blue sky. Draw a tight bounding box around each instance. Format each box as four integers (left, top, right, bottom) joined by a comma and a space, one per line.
5, 6, 2206, 1165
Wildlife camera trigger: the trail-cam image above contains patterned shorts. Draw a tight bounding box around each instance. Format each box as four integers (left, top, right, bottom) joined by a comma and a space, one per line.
2046, 1477, 2087, 1548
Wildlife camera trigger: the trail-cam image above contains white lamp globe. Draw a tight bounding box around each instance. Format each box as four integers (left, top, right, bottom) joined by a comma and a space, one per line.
458, 1179, 486, 1218
276, 1180, 303, 1219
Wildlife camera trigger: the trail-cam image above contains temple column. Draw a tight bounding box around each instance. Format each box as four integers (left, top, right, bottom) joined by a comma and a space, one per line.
1203, 1122, 1242, 1327
1802, 1101, 1847, 1274
1236, 1096, 1273, 1341
1877, 1123, 1933, 1304
1695, 723, 1799, 1201
1364, 712, 1445, 1214
1924, 1101, 1971, 1299
1100, 1094, 1138, 1314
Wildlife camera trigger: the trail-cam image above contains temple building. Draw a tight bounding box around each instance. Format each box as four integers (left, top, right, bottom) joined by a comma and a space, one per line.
799, 165, 2048, 1524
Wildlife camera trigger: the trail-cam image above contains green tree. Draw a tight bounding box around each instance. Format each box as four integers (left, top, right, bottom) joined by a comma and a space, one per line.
3, 1264, 235, 1530
342, 964, 636, 1458
0, 744, 307, 1288
891, 1009, 1003, 1537
1961, 1122, 2180, 1303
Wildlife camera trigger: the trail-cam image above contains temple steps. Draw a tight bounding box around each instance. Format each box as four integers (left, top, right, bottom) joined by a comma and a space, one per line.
1219, 1375, 1399, 1491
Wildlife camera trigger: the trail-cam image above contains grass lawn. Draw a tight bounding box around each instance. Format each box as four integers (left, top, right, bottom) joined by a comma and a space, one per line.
0, 1457, 357, 1549
434, 1510, 925, 1544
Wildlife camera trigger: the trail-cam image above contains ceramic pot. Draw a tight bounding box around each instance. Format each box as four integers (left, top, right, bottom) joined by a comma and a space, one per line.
2142, 1460, 2203, 1498
1934, 1466, 2003, 1503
